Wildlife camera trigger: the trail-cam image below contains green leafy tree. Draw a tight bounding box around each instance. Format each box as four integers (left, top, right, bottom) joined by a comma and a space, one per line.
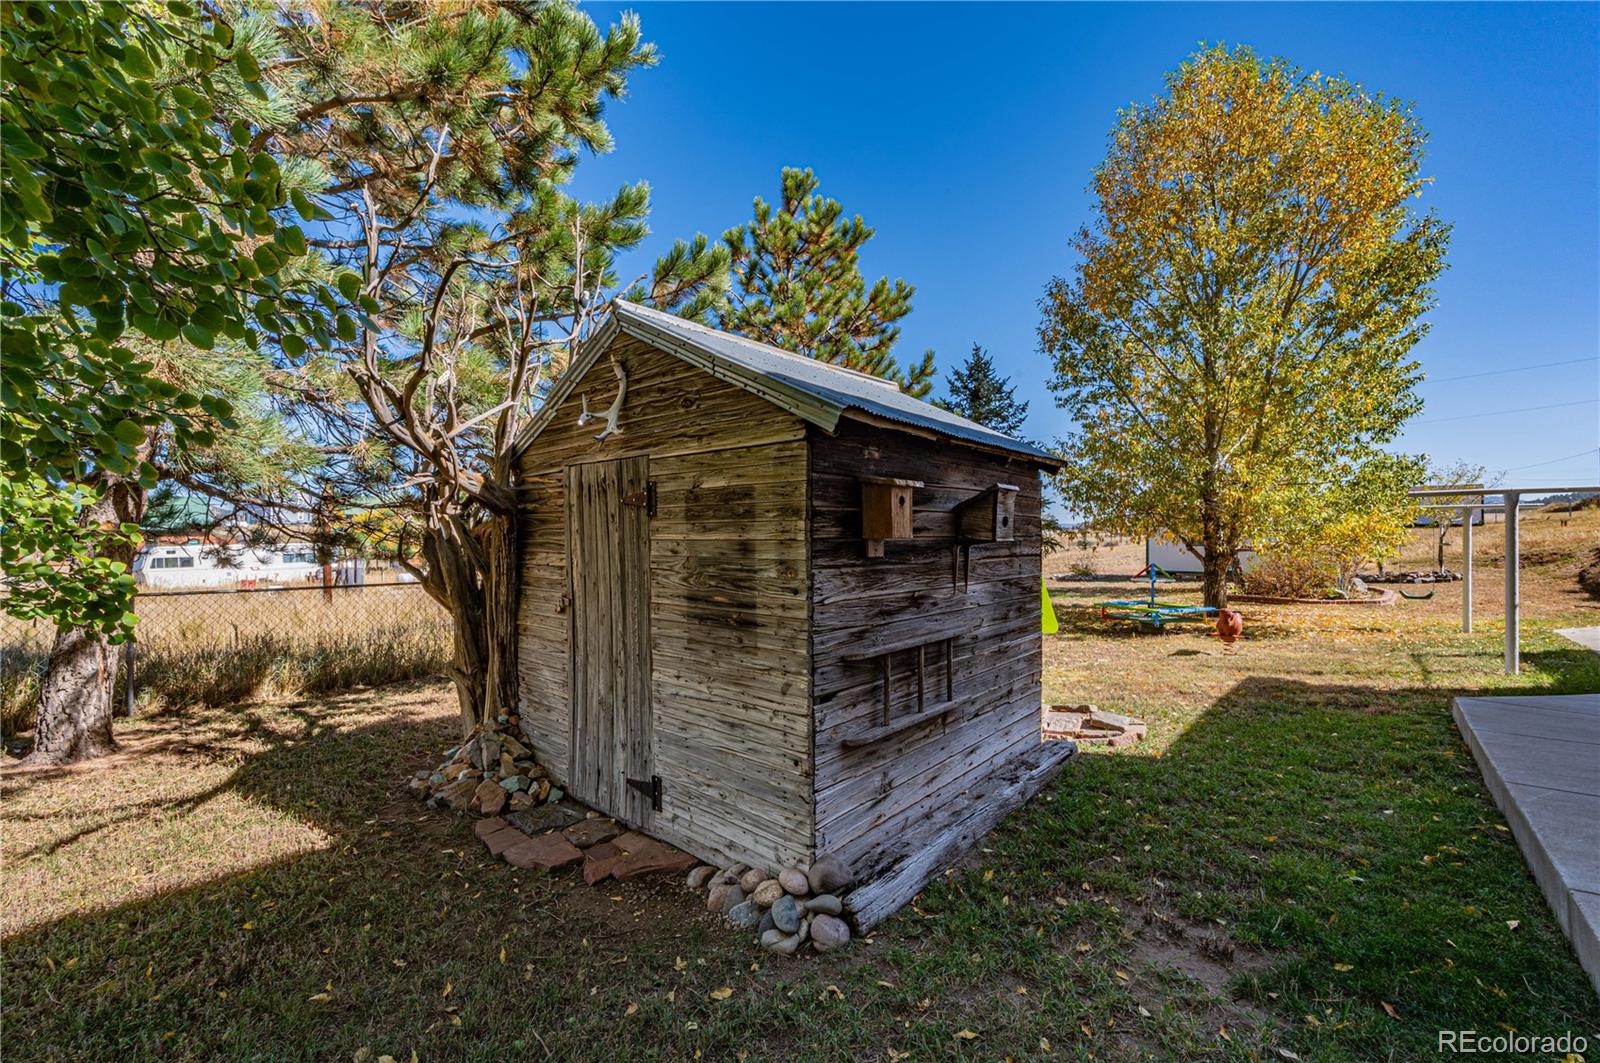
235, 1, 728, 737
936, 344, 1029, 436
1039, 46, 1448, 607
1422, 460, 1493, 571
722, 167, 935, 396
1244, 452, 1423, 595
0, 2, 321, 763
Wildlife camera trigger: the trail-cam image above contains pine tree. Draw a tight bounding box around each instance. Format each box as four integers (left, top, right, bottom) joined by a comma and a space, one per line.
229, 1, 728, 737
936, 345, 1029, 436
722, 168, 935, 396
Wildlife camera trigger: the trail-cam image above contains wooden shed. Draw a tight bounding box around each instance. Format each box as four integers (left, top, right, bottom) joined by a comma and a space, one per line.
513, 301, 1073, 927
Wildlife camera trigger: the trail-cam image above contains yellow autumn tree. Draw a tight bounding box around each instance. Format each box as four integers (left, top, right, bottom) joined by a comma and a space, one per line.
1039, 45, 1445, 606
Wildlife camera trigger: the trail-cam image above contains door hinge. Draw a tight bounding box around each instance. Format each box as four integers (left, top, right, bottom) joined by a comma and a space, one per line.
622, 481, 657, 517
626, 773, 662, 812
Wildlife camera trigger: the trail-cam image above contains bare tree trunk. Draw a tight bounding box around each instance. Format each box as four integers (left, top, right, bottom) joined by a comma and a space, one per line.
1200, 498, 1231, 609
24, 471, 146, 766
419, 506, 520, 739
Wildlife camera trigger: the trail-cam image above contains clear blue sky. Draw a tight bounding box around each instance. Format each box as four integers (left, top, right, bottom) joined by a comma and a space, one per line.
574, 2, 1600, 486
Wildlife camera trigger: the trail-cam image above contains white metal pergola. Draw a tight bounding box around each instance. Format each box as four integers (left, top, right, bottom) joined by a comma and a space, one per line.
1409, 484, 1600, 674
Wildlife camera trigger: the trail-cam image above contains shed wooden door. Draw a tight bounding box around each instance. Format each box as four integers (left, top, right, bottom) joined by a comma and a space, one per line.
566, 456, 654, 827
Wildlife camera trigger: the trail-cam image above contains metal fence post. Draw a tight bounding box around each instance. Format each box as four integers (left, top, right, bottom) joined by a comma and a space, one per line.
123, 638, 136, 717
1503, 491, 1520, 675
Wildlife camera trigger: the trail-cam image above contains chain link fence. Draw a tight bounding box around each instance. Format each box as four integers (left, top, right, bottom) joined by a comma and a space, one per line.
2, 582, 452, 736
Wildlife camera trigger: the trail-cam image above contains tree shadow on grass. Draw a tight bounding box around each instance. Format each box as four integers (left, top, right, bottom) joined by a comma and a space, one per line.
2, 684, 780, 1062
5, 651, 1599, 1062
948, 644, 1600, 1059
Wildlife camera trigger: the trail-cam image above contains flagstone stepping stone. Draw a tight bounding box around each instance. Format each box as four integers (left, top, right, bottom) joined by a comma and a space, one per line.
472, 816, 524, 857
474, 816, 509, 839
502, 832, 583, 872
609, 832, 698, 881
582, 841, 625, 885
563, 818, 624, 849
508, 803, 583, 836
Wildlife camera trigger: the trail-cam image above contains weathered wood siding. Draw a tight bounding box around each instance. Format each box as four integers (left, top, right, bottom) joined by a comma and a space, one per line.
516, 335, 814, 869
808, 418, 1045, 879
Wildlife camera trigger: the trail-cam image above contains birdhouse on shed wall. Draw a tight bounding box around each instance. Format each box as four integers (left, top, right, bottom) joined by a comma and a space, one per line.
861, 476, 921, 557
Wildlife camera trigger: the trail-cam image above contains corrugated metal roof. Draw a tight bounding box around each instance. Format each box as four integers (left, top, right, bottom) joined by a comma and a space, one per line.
607, 300, 1060, 466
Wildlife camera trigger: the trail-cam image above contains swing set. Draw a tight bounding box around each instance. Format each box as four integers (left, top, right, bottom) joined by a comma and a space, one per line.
1095, 563, 1217, 631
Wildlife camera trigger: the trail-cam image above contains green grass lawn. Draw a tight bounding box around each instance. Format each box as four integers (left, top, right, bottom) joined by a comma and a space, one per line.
4, 596, 1598, 1060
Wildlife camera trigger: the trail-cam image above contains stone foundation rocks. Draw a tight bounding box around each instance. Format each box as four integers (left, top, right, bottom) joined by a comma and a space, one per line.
418, 732, 857, 955
686, 853, 857, 956
410, 714, 565, 815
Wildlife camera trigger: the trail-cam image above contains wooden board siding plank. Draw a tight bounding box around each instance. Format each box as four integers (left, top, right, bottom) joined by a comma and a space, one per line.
648, 441, 812, 871
518, 336, 815, 870
819, 699, 1046, 873
516, 471, 570, 777
815, 638, 1039, 754
843, 736, 1077, 933
816, 682, 1043, 832
809, 418, 1046, 884
619, 455, 654, 828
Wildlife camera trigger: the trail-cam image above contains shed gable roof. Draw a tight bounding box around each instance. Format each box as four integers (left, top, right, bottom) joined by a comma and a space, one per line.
515, 301, 1061, 467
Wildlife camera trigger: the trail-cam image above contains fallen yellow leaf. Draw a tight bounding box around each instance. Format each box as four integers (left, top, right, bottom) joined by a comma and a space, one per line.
954, 1029, 978, 1040
708, 987, 733, 1002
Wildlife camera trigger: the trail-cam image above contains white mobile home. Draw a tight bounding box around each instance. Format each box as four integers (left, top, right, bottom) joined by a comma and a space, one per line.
133, 541, 355, 590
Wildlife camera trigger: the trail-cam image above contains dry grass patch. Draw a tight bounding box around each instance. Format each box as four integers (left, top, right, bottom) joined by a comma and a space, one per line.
1, 684, 453, 936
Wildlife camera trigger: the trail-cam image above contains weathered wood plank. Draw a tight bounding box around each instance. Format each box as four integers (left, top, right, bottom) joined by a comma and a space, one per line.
809, 418, 1050, 914
843, 737, 1077, 933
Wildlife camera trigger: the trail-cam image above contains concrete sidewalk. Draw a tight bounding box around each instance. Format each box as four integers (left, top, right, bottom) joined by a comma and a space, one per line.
1556, 627, 1600, 654
1452, 694, 1600, 998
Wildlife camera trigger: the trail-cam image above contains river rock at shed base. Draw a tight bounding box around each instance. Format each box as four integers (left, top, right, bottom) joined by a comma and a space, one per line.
810, 914, 851, 952
807, 854, 853, 895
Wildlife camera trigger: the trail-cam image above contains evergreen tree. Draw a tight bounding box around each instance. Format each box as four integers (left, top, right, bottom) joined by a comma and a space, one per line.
722, 168, 935, 396
0, 2, 323, 763
936, 344, 1029, 436
230, 1, 728, 737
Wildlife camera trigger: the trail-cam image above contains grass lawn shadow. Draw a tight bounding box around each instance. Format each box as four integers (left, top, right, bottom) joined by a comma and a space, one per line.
4, 639, 1598, 1060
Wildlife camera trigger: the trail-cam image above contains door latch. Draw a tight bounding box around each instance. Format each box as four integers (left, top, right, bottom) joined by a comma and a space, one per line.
625, 773, 662, 812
